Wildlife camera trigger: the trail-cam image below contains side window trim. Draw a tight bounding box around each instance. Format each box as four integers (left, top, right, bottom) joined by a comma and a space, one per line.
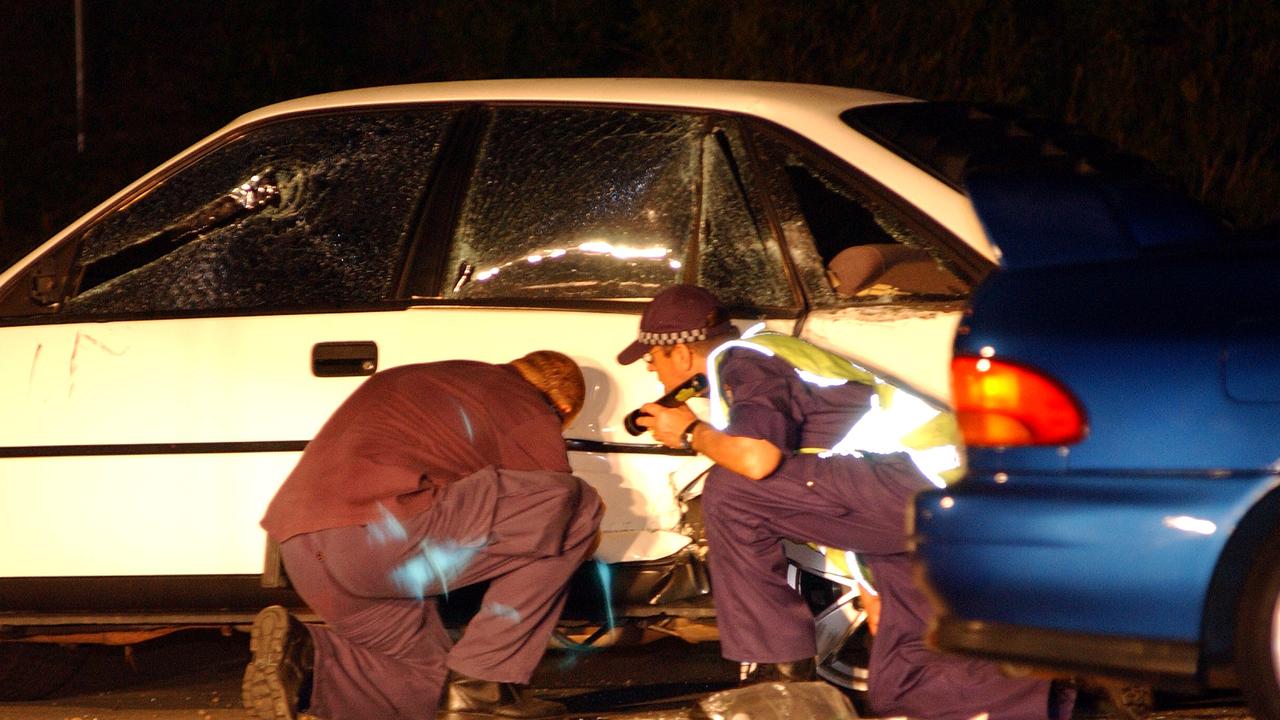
0, 241, 77, 318
398, 105, 486, 299
683, 115, 710, 287
707, 118, 806, 316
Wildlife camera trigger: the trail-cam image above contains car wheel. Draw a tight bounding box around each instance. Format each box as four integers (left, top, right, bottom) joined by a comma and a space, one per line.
784, 542, 872, 699
0, 642, 87, 700
814, 604, 872, 694
1237, 529, 1280, 719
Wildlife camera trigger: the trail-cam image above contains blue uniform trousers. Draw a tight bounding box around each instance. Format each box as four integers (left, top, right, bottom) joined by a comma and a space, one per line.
702, 452, 1065, 720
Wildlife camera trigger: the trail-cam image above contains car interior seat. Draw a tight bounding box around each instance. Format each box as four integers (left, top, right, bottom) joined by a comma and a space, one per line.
827, 243, 966, 297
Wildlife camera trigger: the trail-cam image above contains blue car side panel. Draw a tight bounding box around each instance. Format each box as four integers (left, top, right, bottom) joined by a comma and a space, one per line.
914, 472, 1280, 641
910, 165, 1280, 680
1224, 319, 1280, 403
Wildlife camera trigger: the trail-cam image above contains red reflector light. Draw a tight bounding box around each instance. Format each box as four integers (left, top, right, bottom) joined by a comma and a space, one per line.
951, 355, 1086, 447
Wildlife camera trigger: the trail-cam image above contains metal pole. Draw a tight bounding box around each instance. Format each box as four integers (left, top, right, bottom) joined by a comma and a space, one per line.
75, 0, 85, 153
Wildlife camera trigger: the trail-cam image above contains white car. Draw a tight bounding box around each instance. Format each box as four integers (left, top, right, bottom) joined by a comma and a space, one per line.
0, 78, 1016, 697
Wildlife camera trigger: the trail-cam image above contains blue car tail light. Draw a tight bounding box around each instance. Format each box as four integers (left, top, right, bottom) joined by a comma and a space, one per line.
951, 355, 1087, 447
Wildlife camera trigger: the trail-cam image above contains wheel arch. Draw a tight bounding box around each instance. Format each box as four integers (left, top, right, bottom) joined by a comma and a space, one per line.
1199, 482, 1280, 677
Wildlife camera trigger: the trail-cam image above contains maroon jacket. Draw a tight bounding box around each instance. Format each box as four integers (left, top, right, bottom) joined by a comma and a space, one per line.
261, 361, 571, 542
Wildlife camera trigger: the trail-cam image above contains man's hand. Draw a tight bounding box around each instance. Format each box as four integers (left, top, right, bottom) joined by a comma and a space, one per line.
636, 402, 783, 480
635, 402, 697, 449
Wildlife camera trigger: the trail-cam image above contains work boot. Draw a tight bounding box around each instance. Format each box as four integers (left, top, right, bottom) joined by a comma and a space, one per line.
439, 671, 566, 718
739, 657, 818, 684
242, 605, 315, 720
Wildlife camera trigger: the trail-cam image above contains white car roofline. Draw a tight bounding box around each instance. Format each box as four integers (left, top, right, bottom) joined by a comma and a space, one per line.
231, 78, 913, 125
1, 79, 992, 288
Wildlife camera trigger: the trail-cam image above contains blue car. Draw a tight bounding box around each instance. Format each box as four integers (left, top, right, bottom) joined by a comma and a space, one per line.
911, 164, 1280, 717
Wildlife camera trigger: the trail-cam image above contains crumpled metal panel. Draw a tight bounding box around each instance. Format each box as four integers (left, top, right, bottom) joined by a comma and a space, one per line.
446, 108, 701, 300
65, 111, 453, 314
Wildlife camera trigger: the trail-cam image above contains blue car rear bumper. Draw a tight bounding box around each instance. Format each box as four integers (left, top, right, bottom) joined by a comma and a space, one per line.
912, 470, 1280, 680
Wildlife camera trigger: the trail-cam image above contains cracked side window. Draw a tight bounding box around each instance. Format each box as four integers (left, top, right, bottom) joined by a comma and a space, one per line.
697, 130, 790, 307
444, 108, 701, 300
755, 132, 968, 305
61, 110, 453, 315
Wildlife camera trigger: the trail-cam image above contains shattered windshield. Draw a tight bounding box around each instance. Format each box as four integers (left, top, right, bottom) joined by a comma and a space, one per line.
63, 110, 454, 315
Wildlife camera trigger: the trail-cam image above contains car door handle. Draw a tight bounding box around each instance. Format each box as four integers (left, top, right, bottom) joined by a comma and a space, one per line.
312, 341, 378, 377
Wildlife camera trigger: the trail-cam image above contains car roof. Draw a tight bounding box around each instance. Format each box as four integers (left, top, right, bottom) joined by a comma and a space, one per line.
231, 78, 913, 126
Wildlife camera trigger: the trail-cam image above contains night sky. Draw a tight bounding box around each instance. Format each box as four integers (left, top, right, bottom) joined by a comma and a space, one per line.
2, 1, 1277, 270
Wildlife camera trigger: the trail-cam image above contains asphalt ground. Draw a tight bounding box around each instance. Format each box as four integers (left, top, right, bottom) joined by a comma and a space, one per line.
0, 629, 743, 720
0, 629, 1255, 720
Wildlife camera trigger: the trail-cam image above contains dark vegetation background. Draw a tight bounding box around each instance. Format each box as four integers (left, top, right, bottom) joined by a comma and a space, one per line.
2, 0, 1277, 271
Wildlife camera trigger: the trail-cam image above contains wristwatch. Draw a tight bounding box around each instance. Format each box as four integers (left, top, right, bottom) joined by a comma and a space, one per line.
680, 419, 702, 451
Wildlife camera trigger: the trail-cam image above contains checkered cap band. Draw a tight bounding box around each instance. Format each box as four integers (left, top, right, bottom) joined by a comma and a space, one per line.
639, 327, 714, 346
617, 284, 738, 365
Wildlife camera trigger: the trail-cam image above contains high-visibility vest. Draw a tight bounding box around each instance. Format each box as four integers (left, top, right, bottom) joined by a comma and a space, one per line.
705, 329, 964, 486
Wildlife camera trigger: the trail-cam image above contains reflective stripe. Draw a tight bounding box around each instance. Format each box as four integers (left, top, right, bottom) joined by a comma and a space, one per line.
707, 330, 965, 486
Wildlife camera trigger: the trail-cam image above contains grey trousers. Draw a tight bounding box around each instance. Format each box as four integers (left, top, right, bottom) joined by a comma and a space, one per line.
280, 467, 603, 720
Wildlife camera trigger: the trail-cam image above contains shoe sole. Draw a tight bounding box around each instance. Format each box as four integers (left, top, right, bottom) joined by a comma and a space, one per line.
242, 605, 297, 720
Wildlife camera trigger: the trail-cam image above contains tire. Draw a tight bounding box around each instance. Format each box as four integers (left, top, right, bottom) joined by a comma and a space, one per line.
1236, 529, 1280, 719
784, 544, 872, 698
813, 596, 872, 694
0, 642, 87, 701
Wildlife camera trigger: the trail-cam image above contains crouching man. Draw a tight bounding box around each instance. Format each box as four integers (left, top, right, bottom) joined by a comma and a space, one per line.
621, 285, 1073, 720
243, 351, 603, 720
